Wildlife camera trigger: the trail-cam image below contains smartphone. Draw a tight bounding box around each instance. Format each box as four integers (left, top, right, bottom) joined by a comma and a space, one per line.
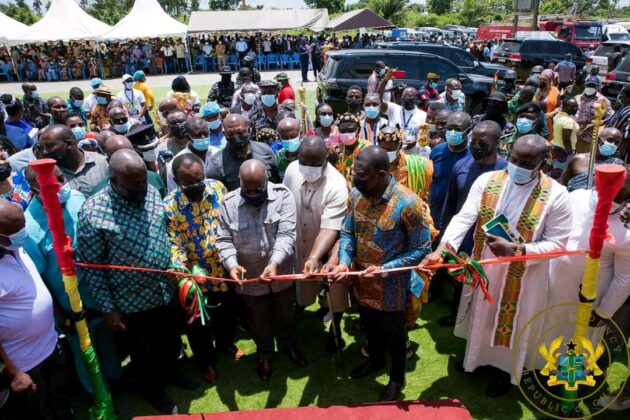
392, 70, 407, 79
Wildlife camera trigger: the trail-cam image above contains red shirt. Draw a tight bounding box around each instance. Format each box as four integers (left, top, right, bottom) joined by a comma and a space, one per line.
278, 83, 295, 104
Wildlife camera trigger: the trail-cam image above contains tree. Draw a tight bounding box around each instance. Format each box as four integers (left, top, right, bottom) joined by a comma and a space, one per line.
368, 0, 408, 26
459, 0, 489, 27
190, 0, 200, 11
0, 1, 41, 24
304, 0, 345, 13
32, 0, 43, 14
208, 0, 241, 10
427, 0, 453, 14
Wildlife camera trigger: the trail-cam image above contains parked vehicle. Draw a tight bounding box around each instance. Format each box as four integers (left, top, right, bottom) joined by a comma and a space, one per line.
586, 41, 630, 76
538, 20, 603, 49
477, 24, 530, 41
602, 54, 630, 102
603, 24, 630, 42
316, 49, 498, 115
377, 41, 510, 79
494, 38, 587, 79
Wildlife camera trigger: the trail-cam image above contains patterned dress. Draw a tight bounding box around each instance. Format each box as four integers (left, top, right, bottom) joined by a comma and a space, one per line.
334, 140, 368, 189
0, 173, 30, 210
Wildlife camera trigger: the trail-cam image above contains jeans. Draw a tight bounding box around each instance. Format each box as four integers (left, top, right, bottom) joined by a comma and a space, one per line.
359, 306, 407, 383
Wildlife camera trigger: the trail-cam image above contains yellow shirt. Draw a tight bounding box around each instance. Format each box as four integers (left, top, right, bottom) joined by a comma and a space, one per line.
134, 81, 155, 109
552, 111, 578, 150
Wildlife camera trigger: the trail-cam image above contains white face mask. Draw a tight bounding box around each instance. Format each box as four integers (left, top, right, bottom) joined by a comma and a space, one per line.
243, 93, 256, 106
298, 164, 323, 183
142, 147, 158, 162
387, 150, 398, 163
584, 87, 597, 96
450, 89, 462, 100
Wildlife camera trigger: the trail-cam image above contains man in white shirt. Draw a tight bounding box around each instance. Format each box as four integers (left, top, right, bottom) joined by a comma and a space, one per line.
175, 41, 187, 72
0, 201, 71, 419
160, 42, 175, 74
236, 38, 248, 59
283, 136, 349, 352
262, 37, 272, 53
117, 74, 147, 123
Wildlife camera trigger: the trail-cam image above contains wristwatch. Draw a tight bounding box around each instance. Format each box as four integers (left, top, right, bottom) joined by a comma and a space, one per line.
513, 243, 524, 257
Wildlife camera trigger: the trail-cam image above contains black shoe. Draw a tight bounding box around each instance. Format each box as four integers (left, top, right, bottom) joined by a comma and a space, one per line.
350, 360, 385, 379
486, 375, 511, 397
170, 373, 198, 390
283, 348, 307, 366
147, 390, 178, 414
378, 381, 405, 402
257, 359, 272, 382
326, 333, 346, 354
438, 314, 457, 327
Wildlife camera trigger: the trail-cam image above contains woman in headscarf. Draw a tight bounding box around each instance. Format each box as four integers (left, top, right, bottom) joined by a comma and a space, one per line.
166, 76, 201, 117
534, 69, 560, 141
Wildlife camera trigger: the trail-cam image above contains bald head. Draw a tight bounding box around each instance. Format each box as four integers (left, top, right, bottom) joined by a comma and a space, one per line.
104, 135, 134, 159
599, 127, 622, 145
277, 117, 300, 140
240, 159, 267, 183
96, 130, 115, 151
109, 149, 148, 203
298, 136, 327, 166
0, 201, 25, 245
356, 146, 390, 173
224, 114, 248, 131
511, 134, 548, 172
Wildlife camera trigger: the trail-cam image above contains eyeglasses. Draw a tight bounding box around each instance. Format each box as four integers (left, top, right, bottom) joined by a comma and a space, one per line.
181, 180, 205, 192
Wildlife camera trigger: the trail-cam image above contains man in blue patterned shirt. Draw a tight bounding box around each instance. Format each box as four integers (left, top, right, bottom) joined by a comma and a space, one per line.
76, 150, 188, 414
332, 146, 432, 402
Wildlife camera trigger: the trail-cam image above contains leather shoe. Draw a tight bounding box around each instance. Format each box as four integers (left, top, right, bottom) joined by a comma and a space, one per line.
284, 348, 307, 366
378, 380, 405, 402
257, 359, 272, 382
438, 313, 457, 327
202, 366, 217, 385
350, 360, 385, 379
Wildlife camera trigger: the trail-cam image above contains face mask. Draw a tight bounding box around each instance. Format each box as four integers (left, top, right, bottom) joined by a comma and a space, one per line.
142, 147, 158, 162
243, 93, 257, 105
507, 161, 536, 184
192, 137, 211, 151
1, 226, 28, 250
261, 94, 276, 107
58, 182, 71, 204
584, 87, 597, 96
0, 151, 8, 160
364, 106, 380, 120
31, 91, 40, 100
184, 183, 206, 202
599, 140, 618, 157
227, 136, 249, 153
299, 164, 323, 183
429, 82, 438, 89
445, 130, 465, 147
319, 114, 334, 127
340, 132, 357, 146
125, 82, 134, 90
387, 150, 398, 163
72, 99, 83, 108
114, 122, 130, 134
379, 68, 386, 76
170, 123, 187, 138
516, 118, 535, 134
470, 142, 492, 161
207, 119, 221, 131
450, 89, 461, 100
240, 188, 268, 207
353, 178, 370, 196
281, 137, 301, 153
347, 99, 362, 109
71, 126, 86, 141
96, 96, 108, 105
402, 98, 417, 110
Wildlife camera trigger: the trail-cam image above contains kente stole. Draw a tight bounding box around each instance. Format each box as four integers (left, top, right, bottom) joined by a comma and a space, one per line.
472, 170, 552, 348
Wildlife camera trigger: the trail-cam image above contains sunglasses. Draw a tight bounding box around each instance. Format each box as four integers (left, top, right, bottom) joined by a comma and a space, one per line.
111, 117, 128, 124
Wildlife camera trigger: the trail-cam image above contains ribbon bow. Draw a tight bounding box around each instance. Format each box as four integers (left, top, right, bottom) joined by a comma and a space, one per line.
441, 245, 493, 304
175, 266, 211, 325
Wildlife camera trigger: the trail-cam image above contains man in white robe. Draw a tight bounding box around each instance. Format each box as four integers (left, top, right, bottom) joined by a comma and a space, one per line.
423, 134, 572, 397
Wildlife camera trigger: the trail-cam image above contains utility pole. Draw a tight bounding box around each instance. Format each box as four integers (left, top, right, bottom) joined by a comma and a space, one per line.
513, 0, 519, 37
532, 0, 540, 31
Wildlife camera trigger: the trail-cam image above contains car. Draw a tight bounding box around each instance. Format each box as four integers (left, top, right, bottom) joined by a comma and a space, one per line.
494, 38, 587, 80
602, 53, 630, 102
316, 49, 499, 116
377, 41, 511, 79
586, 41, 630, 76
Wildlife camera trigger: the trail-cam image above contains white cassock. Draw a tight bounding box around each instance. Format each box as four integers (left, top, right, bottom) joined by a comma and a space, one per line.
547, 189, 630, 336
440, 171, 572, 384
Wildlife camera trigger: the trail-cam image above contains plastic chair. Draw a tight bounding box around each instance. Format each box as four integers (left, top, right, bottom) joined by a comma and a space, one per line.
291, 52, 301, 68
267, 53, 280, 70
228, 54, 240, 70
193, 55, 205, 72
280, 53, 290, 69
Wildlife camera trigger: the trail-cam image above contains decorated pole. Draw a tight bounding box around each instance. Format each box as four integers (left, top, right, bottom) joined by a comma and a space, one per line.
29, 159, 116, 420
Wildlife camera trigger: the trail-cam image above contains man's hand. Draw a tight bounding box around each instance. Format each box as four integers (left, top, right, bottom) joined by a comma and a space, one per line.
10, 371, 36, 394
383, 67, 397, 82
229, 265, 247, 283
485, 233, 517, 257
166, 268, 185, 285
421, 250, 444, 268
105, 311, 127, 332
589, 309, 608, 328
303, 256, 321, 276
360, 265, 382, 280
331, 263, 350, 283
54, 307, 76, 334
260, 262, 278, 283
620, 203, 630, 225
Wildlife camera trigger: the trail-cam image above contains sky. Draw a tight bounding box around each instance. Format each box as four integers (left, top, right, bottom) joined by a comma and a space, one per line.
246, 0, 426, 9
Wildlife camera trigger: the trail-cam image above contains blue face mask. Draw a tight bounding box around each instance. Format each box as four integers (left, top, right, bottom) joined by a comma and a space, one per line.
516, 118, 535, 134
125, 82, 134, 90
96, 96, 108, 105
114, 122, 129, 134
507, 161, 536, 184
71, 126, 86, 141
429, 82, 438, 89
72, 99, 83, 108
58, 183, 71, 204
445, 130, 465, 147
192, 137, 211, 151
319, 114, 334, 127
599, 141, 618, 157
364, 106, 380, 120
261, 94, 276, 107
1, 226, 28, 250
281, 137, 301, 153
207, 119, 221, 131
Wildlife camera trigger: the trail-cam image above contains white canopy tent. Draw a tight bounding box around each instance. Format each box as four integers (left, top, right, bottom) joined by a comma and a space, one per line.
0, 12, 29, 45
188, 9, 329, 33
9, 0, 111, 45
100, 0, 187, 40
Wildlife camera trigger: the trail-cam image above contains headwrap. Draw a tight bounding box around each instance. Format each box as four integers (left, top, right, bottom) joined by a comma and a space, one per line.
377, 128, 404, 144
540, 69, 554, 81
200, 101, 220, 117
256, 127, 277, 143
335, 112, 361, 127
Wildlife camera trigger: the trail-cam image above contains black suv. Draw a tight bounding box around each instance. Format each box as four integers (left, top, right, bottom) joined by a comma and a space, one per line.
494, 38, 587, 80
377, 41, 510, 79
602, 53, 630, 102
317, 49, 498, 115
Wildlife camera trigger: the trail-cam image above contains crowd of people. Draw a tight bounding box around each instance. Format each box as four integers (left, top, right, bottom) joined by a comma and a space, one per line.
0, 50, 629, 419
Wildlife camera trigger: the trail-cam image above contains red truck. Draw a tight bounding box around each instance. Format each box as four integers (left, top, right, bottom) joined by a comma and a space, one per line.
538, 20, 603, 49
477, 24, 530, 41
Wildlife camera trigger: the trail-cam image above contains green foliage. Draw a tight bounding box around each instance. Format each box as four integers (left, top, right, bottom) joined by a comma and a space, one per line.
347, 0, 371, 11
427, 0, 453, 14
367, 0, 408, 26
304, 0, 345, 14
0, 0, 41, 24
459, 0, 489, 27
208, 0, 241, 10
86, 0, 133, 25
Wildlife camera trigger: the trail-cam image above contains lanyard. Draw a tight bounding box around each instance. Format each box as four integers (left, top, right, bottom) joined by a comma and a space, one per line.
124, 89, 135, 107
401, 108, 414, 129
363, 120, 378, 145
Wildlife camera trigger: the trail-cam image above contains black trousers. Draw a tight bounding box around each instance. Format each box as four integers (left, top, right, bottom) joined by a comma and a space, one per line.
241, 286, 296, 360
122, 299, 181, 397
359, 305, 407, 383
299, 55, 309, 82
3, 342, 73, 420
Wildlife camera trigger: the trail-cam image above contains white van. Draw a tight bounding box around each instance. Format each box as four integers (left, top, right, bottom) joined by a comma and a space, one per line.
604, 24, 630, 41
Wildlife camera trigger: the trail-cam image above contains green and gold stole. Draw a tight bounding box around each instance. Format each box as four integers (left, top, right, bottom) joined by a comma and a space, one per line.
472, 170, 553, 348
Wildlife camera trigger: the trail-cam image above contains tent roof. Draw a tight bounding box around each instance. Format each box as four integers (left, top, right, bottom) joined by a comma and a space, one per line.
327, 8, 394, 32
101, 0, 187, 40
10, 0, 111, 44
0, 12, 29, 42
188, 9, 329, 33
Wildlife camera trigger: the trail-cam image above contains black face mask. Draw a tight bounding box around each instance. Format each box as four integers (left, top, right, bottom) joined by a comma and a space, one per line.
240, 189, 268, 207
170, 123, 187, 138
347, 99, 362, 110
402, 98, 417, 110
183, 183, 205, 202
486, 104, 505, 118
227, 135, 249, 153
353, 178, 370, 196
0, 162, 11, 182
470, 142, 492, 161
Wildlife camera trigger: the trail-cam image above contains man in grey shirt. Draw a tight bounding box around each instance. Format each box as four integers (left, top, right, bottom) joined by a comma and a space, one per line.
216, 159, 305, 382
205, 114, 278, 191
